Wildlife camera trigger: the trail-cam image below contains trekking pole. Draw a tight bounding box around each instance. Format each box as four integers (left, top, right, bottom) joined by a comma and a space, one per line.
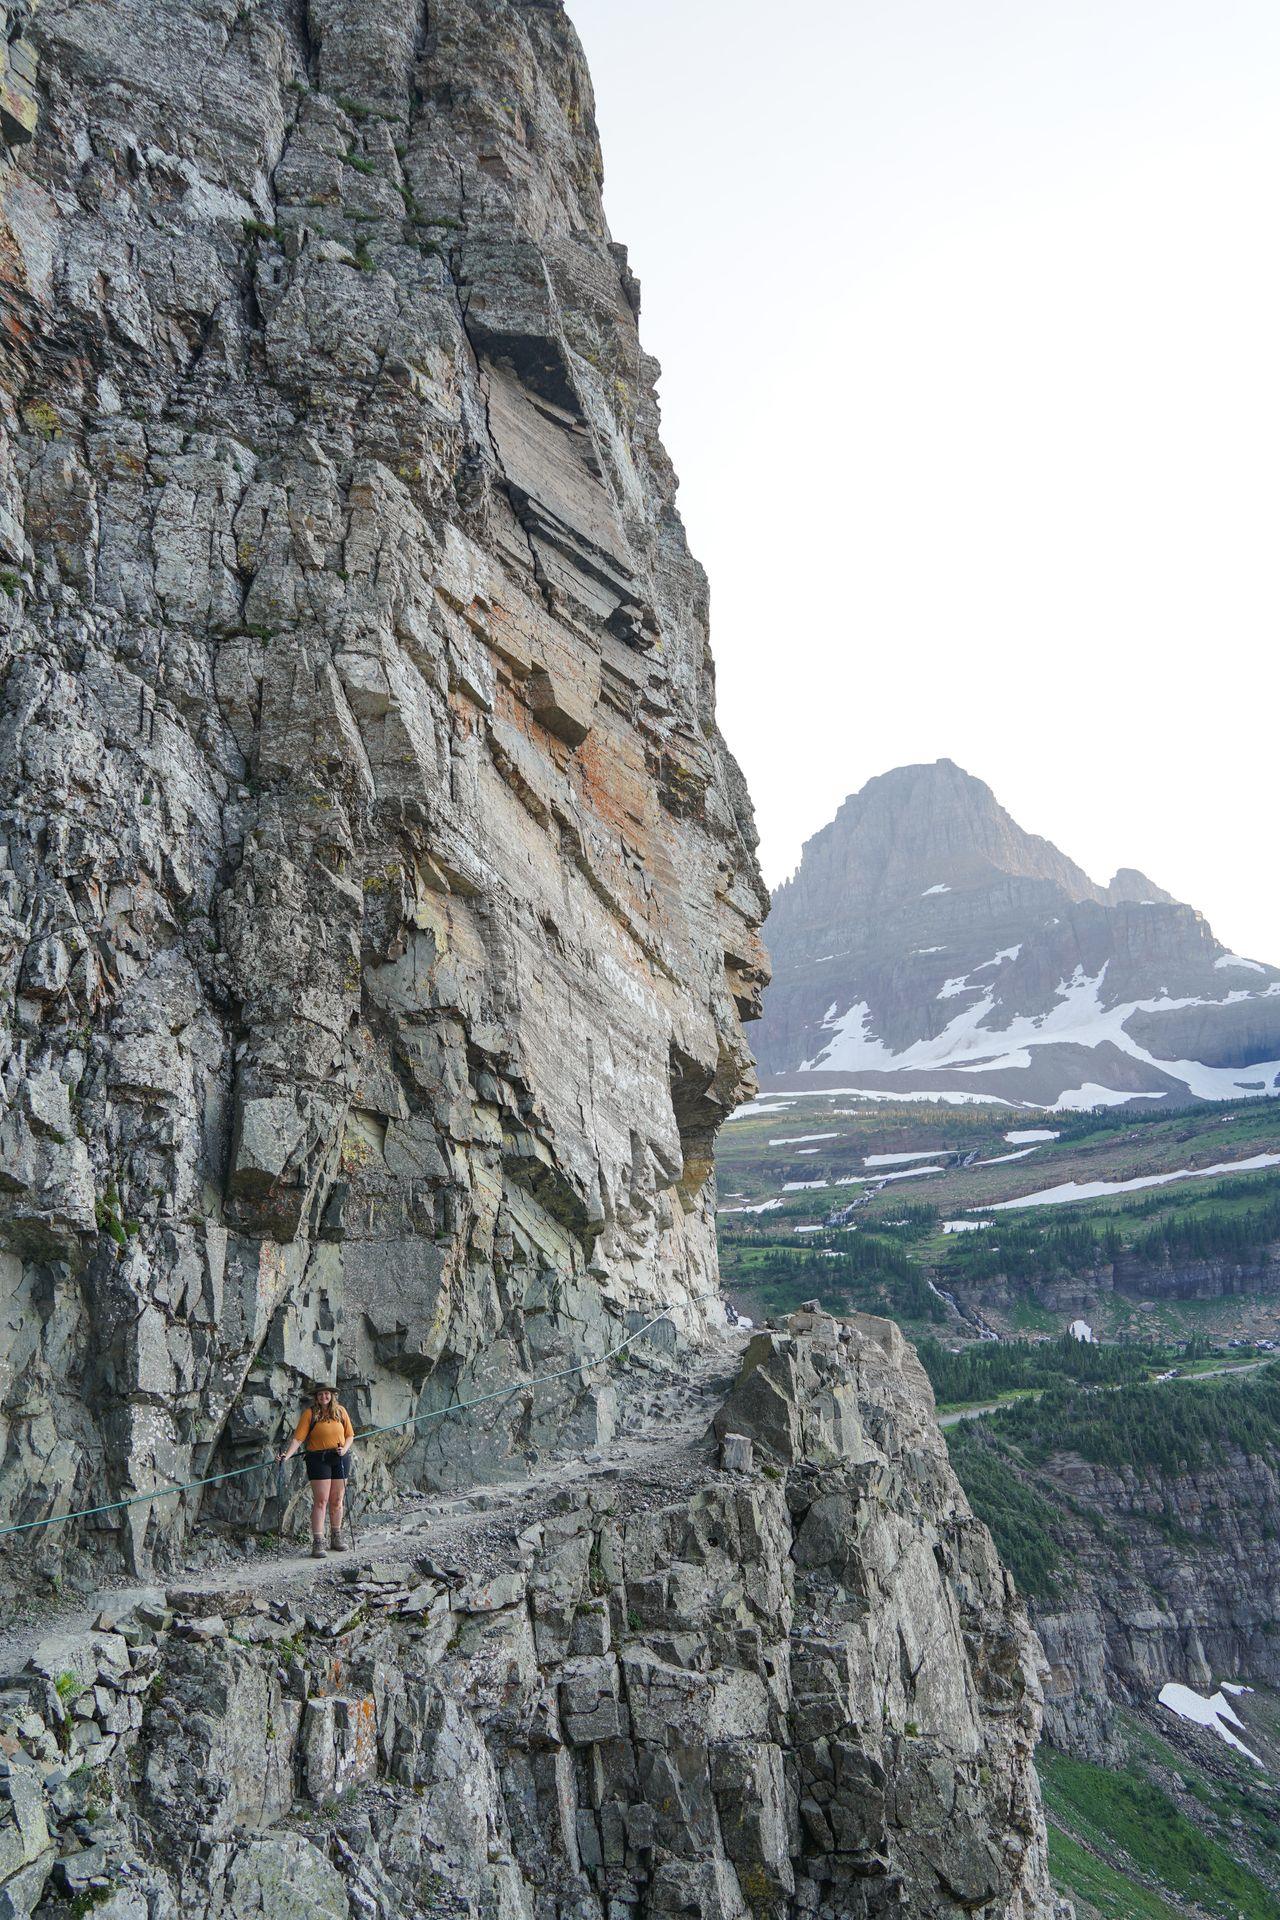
345, 1456, 360, 1548
276, 1455, 297, 1550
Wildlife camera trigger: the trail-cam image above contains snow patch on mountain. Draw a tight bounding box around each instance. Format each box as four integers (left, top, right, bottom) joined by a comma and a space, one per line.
1051, 1084, 1167, 1111
1158, 1684, 1264, 1765
865, 1151, 947, 1166
981, 1152, 1280, 1212
804, 964, 1280, 1103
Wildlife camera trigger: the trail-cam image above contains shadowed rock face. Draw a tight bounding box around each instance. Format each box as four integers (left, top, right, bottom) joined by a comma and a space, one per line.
754, 760, 1280, 1107
0, 0, 768, 1570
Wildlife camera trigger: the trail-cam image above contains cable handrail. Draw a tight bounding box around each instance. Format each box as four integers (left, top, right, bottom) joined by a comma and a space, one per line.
0, 1307, 677, 1541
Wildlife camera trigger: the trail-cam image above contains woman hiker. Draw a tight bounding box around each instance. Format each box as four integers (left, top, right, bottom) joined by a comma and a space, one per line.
279, 1383, 354, 1557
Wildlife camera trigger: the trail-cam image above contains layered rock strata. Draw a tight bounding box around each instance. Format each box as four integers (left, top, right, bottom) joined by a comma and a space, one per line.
948, 1248, 1280, 1330
1007, 1444, 1280, 1765
0, 1312, 1062, 1918
0, 0, 768, 1570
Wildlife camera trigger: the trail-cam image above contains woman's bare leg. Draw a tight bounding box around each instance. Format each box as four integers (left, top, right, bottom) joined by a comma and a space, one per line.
310, 1477, 331, 1547
328, 1479, 345, 1539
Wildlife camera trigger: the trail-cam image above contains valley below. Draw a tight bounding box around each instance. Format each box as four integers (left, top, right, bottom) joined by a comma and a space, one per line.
716, 1089, 1280, 1918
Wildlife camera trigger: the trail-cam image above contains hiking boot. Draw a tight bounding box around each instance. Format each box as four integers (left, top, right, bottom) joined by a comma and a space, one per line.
330, 1527, 345, 1552
310, 1537, 326, 1559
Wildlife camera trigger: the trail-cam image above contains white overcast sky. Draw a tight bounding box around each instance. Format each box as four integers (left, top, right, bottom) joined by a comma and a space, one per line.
569, 0, 1280, 963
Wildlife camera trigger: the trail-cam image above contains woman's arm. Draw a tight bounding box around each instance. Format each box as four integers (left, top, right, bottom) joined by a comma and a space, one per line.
279, 1409, 311, 1462
340, 1406, 354, 1454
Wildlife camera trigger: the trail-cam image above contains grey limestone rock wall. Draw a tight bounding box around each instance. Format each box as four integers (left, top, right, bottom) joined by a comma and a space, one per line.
0, 0, 768, 1571
0, 1312, 1063, 1918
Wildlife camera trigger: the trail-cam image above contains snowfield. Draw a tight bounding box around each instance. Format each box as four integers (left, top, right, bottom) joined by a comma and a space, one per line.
1006, 1129, 1059, 1143
1158, 1683, 1263, 1765
864, 1151, 946, 1166
981, 1152, 1280, 1212
800, 961, 1280, 1103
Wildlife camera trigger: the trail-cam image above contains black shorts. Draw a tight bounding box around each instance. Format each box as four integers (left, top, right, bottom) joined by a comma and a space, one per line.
304, 1448, 350, 1482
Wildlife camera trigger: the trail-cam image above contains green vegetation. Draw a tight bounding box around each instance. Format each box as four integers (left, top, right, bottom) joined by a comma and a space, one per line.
1040, 1746, 1278, 1920
935, 1174, 1280, 1287
938, 1214, 1116, 1284
721, 1232, 944, 1325
945, 1364, 1280, 1602
1129, 1180, 1280, 1265
1046, 1823, 1180, 1920
981, 1364, 1280, 1475
716, 1095, 1280, 1352
69, 1888, 116, 1919
945, 1426, 1063, 1597
1121, 1709, 1280, 1880
917, 1332, 1152, 1406
55, 1669, 82, 1703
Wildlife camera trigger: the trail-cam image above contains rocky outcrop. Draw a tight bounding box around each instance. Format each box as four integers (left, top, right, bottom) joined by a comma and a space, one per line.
0, 0, 768, 1571
1007, 1445, 1280, 1765
0, 1312, 1063, 1918
754, 759, 1280, 1107
0, 12, 1068, 1914
948, 1247, 1280, 1326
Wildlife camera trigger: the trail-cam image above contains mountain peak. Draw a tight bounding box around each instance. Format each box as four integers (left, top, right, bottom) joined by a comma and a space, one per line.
777, 759, 1100, 918
755, 764, 1280, 1106
1108, 867, 1177, 906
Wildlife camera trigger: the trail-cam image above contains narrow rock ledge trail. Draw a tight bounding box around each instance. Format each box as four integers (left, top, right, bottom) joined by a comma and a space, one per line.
0, 1311, 1066, 1918
0, 1335, 739, 1679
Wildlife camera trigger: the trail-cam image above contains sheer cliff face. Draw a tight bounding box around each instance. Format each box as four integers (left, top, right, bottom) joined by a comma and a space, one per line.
1031, 1447, 1280, 1764
0, 0, 768, 1564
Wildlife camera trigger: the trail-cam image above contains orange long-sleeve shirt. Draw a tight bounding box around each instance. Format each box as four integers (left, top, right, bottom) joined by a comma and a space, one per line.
294, 1404, 354, 1451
